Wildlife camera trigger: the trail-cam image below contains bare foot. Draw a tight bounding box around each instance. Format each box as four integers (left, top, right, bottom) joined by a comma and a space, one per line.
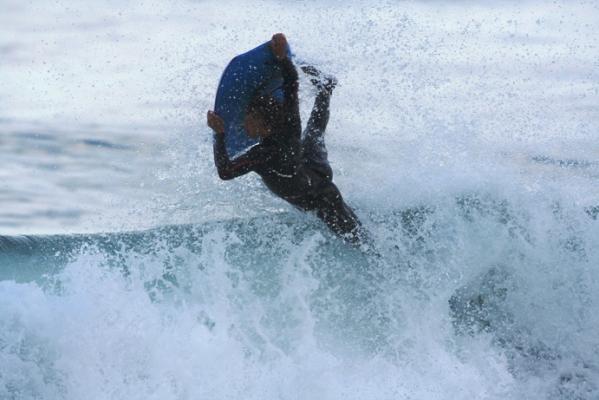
301, 65, 337, 93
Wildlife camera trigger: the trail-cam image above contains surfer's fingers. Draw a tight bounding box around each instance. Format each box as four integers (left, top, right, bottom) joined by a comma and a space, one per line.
207, 110, 222, 123
207, 111, 224, 134
270, 33, 288, 59
207, 110, 215, 126
272, 32, 286, 42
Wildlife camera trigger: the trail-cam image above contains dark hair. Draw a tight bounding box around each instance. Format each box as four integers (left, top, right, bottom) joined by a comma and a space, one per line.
246, 94, 282, 128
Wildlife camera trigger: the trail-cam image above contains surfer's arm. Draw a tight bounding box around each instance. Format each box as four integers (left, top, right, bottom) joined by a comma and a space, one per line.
213, 133, 264, 180
279, 57, 299, 106
277, 57, 301, 139
270, 33, 301, 139
208, 109, 262, 180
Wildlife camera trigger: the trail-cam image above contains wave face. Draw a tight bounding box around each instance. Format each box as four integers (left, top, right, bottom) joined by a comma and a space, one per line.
2, 195, 599, 400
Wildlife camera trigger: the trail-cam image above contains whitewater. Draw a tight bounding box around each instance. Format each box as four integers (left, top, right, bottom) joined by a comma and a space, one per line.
1, 1, 599, 399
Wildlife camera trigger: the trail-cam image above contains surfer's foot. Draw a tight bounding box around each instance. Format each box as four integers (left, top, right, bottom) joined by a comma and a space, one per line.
316, 75, 337, 94
301, 65, 337, 94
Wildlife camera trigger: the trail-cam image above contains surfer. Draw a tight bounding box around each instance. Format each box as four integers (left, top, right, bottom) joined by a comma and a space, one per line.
207, 33, 365, 244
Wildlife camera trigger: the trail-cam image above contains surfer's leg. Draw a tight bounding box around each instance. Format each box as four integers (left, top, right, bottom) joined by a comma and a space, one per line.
302, 77, 336, 180
314, 183, 364, 244
302, 66, 336, 143
304, 89, 332, 141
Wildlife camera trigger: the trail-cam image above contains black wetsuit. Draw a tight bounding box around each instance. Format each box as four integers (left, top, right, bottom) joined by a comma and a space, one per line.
213, 58, 363, 243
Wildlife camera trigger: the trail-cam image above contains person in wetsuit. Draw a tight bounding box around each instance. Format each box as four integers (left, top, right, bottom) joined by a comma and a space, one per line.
207, 33, 364, 244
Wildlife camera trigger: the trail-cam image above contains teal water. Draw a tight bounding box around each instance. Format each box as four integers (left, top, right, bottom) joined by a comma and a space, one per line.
2, 196, 599, 399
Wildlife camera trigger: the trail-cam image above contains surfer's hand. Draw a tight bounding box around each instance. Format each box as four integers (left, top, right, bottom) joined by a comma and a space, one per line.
207, 110, 225, 135
271, 33, 288, 60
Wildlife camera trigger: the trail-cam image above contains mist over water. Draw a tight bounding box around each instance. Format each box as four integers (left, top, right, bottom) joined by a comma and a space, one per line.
1, 1, 599, 399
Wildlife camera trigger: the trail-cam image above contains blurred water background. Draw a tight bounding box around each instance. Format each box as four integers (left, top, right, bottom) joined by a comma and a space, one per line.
1, 1, 599, 399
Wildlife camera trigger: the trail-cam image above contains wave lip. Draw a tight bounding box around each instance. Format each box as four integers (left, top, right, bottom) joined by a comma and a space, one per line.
1, 198, 599, 399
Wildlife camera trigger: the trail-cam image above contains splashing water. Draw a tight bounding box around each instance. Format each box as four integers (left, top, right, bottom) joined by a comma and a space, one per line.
1, 0, 599, 399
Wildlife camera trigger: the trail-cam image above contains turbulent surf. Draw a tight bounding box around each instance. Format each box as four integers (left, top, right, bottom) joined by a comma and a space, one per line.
2, 0, 599, 399
2, 194, 599, 399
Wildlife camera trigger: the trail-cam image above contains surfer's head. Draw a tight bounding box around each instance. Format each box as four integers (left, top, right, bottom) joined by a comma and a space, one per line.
244, 94, 281, 139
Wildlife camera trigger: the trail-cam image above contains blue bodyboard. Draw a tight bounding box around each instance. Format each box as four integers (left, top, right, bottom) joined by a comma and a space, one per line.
214, 41, 291, 156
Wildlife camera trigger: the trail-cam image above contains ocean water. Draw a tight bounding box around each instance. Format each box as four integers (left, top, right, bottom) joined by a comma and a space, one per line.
1, 0, 599, 399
